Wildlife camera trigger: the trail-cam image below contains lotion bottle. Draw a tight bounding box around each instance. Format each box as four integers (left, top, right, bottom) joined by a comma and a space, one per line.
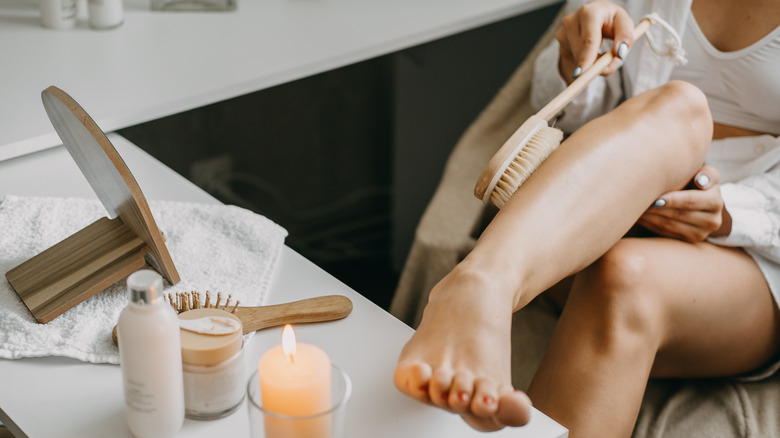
39, 0, 77, 29
118, 270, 184, 438
87, 0, 123, 29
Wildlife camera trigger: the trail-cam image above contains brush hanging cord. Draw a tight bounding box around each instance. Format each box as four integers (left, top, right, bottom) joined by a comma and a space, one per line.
640, 13, 687, 65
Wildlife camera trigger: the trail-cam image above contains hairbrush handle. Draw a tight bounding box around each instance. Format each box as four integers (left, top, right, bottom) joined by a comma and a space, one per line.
537, 15, 655, 122
234, 295, 353, 334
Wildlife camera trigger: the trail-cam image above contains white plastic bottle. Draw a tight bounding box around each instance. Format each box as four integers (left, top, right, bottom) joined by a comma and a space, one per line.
39, 0, 77, 29
87, 0, 123, 29
118, 270, 184, 438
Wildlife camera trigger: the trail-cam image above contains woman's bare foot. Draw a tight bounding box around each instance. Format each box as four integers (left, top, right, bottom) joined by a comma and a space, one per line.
394, 267, 532, 431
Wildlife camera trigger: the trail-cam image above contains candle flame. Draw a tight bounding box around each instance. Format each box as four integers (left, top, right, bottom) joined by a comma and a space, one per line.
282, 324, 296, 363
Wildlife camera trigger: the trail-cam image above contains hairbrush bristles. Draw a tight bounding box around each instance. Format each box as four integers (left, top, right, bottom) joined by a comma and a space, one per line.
476, 18, 654, 209
489, 126, 563, 208
166, 291, 238, 314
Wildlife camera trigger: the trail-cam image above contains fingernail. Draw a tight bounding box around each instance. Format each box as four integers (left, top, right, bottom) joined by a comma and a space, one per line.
483, 396, 495, 405
616, 42, 629, 60
695, 173, 710, 188
572, 66, 582, 79
653, 198, 666, 208
458, 391, 469, 402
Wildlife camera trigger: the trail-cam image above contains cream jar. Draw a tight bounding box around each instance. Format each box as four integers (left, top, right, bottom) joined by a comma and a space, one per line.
179, 308, 245, 420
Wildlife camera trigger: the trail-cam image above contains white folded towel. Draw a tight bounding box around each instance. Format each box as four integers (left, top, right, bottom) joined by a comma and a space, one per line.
0, 195, 287, 364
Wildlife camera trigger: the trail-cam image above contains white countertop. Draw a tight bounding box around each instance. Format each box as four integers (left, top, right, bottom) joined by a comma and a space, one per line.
0, 135, 568, 437
0, 0, 559, 160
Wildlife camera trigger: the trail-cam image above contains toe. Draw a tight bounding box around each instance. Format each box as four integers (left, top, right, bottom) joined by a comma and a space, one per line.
495, 387, 532, 427
471, 378, 499, 418
448, 370, 474, 414
394, 361, 433, 402
430, 368, 454, 409
461, 384, 530, 432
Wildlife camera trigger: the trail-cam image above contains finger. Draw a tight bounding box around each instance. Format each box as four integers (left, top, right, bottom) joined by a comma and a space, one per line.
559, 13, 585, 80
693, 165, 720, 190
637, 214, 709, 243
602, 8, 636, 75
642, 203, 723, 239
556, 27, 578, 82
573, 6, 607, 75
642, 208, 720, 231
652, 189, 722, 213
636, 217, 686, 241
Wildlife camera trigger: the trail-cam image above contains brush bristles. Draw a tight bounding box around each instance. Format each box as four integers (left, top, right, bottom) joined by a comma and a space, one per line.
490, 126, 564, 208
166, 291, 240, 314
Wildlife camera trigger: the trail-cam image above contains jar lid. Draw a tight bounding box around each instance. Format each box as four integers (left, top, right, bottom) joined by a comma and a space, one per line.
179, 308, 242, 366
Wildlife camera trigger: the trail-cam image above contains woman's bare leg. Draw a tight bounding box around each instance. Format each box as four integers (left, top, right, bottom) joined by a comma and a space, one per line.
529, 238, 780, 437
394, 81, 713, 429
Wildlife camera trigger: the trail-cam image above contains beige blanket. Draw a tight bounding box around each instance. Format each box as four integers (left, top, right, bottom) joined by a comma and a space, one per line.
390, 6, 780, 437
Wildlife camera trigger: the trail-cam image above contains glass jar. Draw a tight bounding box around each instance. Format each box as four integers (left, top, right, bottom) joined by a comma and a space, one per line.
179, 308, 245, 419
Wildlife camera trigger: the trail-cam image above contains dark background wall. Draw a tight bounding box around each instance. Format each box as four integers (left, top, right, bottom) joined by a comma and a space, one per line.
118, 3, 561, 311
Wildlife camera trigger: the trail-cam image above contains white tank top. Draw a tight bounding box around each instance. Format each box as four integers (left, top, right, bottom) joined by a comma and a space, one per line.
669, 14, 780, 136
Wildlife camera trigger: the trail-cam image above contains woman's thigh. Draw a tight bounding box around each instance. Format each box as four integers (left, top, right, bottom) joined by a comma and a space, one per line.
604, 238, 780, 378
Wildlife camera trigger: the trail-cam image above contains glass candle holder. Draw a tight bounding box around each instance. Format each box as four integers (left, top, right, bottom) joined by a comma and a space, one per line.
247, 365, 351, 438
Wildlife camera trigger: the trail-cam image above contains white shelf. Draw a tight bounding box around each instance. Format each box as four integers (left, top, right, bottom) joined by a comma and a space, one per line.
0, 0, 558, 160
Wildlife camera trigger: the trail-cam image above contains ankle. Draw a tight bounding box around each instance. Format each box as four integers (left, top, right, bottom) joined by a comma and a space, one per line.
434, 262, 521, 310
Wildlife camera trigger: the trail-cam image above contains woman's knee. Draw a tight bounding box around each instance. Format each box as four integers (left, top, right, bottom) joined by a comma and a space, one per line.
659, 80, 712, 146
613, 80, 712, 182
571, 240, 665, 346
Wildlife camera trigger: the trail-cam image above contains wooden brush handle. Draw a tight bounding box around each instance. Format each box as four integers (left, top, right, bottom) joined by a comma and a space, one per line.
536, 16, 654, 122
234, 295, 353, 334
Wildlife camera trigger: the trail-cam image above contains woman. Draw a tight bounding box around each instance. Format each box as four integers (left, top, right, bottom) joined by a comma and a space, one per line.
393, 0, 780, 436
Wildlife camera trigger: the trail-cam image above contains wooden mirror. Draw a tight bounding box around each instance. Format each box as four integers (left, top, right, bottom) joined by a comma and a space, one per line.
5, 86, 179, 323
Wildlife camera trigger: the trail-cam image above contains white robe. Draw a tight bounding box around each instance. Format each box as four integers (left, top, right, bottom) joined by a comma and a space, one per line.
530, 0, 780, 304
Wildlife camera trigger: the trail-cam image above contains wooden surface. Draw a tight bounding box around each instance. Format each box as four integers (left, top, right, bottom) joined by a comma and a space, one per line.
6, 217, 149, 323
234, 295, 353, 334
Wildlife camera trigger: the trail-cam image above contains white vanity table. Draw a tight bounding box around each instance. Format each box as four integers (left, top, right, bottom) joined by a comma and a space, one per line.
0, 136, 568, 437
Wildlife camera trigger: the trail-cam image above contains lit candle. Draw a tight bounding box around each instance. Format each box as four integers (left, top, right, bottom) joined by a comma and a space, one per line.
258, 324, 332, 438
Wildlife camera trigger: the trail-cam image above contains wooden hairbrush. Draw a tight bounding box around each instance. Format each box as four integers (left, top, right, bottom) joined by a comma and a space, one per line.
112, 291, 353, 344
474, 15, 656, 208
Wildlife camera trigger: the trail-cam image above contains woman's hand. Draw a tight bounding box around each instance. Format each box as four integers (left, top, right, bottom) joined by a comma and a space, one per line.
638, 166, 732, 242
557, 0, 637, 83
